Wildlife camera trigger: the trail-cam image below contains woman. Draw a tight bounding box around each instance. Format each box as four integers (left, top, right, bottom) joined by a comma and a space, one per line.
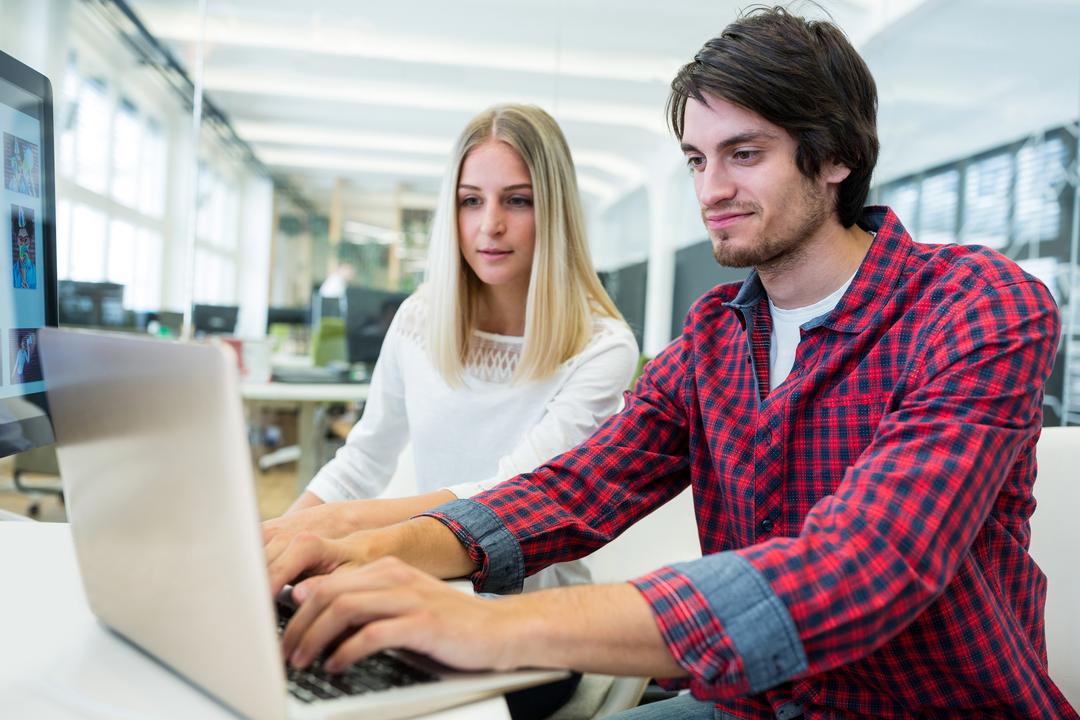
266, 104, 638, 595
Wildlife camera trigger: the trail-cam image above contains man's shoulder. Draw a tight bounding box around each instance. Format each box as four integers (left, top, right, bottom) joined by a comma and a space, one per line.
909, 241, 1049, 297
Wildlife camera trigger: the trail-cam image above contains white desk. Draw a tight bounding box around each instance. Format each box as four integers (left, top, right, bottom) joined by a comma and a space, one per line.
0, 522, 509, 720
241, 381, 369, 493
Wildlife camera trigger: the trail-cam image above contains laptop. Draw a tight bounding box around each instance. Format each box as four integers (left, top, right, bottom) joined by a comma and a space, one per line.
38, 327, 565, 720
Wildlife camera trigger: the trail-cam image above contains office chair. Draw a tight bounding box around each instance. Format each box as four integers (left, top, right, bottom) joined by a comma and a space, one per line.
12, 445, 62, 519
1029, 426, 1080, 708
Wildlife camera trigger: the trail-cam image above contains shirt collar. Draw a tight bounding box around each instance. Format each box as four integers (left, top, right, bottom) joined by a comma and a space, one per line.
722, 206, 914, 334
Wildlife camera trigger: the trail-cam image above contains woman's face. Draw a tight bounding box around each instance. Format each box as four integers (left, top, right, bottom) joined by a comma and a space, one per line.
456, 140, 536, 292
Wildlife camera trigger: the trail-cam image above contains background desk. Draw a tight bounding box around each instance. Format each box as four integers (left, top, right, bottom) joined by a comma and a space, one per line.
241, 381, 369, 494
0, 522, 509, 719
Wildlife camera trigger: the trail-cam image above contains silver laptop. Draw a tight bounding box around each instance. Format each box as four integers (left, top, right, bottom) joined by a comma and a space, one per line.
39, 327, 564, 720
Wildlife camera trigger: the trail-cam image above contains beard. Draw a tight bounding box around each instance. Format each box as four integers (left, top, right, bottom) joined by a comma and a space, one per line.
706, 177, 830, 271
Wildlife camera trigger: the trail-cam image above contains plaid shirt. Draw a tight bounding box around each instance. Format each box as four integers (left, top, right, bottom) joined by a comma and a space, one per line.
427, 207, 1076, 718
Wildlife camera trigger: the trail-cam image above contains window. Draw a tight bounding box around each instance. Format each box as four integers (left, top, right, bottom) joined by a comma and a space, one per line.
55, 47, 172, 312
917, 170, 959, 245
961, 153, 1011, 249
69, 205, 107, 281
1014, 138, 1067, 245
192, 162, 240, 304
111, 99, 141, 207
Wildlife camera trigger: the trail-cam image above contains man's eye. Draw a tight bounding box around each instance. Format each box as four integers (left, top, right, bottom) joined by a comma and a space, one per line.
732, 150, 759, 162
685, 156, 705, 171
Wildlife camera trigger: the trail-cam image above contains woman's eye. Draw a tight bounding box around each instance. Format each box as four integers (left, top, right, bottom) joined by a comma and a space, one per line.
507, 196, 533, 207
459, 196, 481, 207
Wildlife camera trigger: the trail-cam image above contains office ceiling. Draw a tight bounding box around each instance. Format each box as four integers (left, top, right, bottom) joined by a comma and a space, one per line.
120, 0, 928, 229
121, 0, 1078, 232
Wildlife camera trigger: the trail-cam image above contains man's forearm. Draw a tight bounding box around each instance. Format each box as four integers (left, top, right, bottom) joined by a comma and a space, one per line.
499, 582, 686, 678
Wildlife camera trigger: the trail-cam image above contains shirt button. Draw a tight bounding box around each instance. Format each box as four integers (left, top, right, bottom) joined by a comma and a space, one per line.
760, 518, 774, 533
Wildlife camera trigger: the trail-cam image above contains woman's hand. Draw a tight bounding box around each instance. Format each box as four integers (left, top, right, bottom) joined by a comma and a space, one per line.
281, 557, 523, 674
263, 501, 362, 548
263, 490, 459, 551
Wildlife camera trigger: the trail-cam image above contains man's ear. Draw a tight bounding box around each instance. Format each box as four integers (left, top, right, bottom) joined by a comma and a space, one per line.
820, 159, 851, 186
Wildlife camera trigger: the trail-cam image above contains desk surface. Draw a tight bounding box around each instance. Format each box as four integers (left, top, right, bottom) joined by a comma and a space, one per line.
0, 522, 508, 720
241, 381, 370, 403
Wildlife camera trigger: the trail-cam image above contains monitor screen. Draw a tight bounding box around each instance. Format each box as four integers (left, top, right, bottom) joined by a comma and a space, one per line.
58, 280, 127, 327
192, 303, 238, 336
0, 50, 58, 457
344, 287, 408, 364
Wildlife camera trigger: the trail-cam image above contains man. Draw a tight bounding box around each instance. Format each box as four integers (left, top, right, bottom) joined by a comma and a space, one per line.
265, 7, 1074, 718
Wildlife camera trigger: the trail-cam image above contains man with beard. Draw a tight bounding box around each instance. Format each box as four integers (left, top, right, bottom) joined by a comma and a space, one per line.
265, 7, 1073, 719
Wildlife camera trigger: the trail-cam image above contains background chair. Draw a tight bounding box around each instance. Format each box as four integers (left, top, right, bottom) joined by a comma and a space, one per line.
1029, 426, 1080, 709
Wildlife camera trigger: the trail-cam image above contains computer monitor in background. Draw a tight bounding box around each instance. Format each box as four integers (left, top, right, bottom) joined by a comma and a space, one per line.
0, 49, 59, 457
58, 280, 127, 328
191, 303, 238, 336
267, 305, 309, 327
344, 287, 408, 365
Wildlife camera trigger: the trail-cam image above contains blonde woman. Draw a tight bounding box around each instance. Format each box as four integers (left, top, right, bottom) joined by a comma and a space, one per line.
265, 104, 638, 594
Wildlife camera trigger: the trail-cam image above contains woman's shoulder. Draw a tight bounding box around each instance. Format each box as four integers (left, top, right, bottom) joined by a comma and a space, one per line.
390, 291, 428, 342
578, 313, 639, 360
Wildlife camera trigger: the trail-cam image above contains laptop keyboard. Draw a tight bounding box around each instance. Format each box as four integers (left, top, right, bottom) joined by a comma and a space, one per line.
277, 602, 438, 704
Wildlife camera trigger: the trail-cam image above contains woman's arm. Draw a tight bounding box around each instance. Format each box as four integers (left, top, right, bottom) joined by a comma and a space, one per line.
265, 490, 456, 547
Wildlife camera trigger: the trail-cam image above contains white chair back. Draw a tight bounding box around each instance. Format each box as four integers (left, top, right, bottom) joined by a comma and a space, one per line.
1030, 426, 1080, 708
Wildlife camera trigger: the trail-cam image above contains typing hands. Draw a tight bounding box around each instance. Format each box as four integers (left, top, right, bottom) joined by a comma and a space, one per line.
262, 501, 361, 548
280, 557, 521, 674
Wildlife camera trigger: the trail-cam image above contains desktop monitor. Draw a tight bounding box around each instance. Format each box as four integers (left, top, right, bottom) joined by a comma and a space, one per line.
191, 303, 238, 336
266, 305, 309, 327
58, 280, 126, 327
0, 49, 59, 457
344, 287, 408, 364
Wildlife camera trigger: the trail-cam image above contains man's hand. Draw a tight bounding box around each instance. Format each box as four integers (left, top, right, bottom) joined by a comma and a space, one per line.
282, 558, 521, 673
280, 558, 689, 679
267, 530, 375, 596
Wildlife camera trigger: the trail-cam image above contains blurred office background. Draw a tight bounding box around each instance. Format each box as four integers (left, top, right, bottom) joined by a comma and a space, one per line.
0, 0, 1077, 428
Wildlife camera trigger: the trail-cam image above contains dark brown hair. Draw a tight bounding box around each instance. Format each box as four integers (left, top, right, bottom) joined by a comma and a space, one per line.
668, 6, 879, 227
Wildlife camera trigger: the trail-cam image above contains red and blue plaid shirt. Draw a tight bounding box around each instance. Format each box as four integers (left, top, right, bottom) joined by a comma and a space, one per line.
428, 207, 1075, 718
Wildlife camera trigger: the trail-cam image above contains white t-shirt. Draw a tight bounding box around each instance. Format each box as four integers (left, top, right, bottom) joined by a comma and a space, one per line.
768, 272, 856, 391
307, 292, 640, 590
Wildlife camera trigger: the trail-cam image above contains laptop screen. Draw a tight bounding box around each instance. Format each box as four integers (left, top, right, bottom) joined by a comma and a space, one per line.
0, 50, 59, 457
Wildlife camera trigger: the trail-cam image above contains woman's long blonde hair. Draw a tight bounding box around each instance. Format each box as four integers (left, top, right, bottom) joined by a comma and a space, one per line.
423, 104, 624, 386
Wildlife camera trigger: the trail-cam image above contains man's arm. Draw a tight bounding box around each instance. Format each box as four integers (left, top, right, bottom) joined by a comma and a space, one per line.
626, 277, 1062, 700
280, 557, 686, 680
267, 329, 694, 596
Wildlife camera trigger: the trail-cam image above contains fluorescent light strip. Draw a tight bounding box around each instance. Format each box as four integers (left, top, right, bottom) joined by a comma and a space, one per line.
140, 8, 682, 84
